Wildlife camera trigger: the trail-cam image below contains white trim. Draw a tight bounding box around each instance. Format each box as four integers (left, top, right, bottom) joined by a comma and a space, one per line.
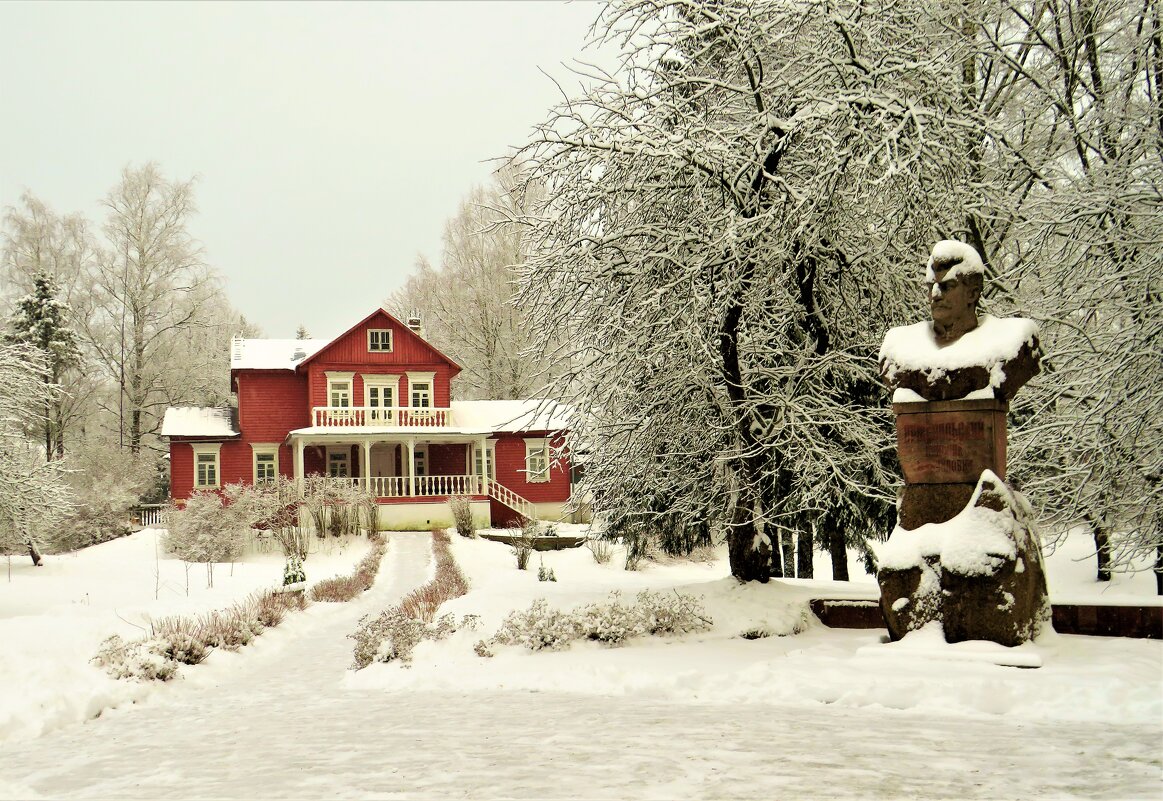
191, 442, 223, 489
326, 371, 355, 409
251, 443, 279, 483
472, 439, 496, 481
363, 374, 400, 423
413, 444, 428, 477
406, 371, 436, 409
523, 438, 549, 484
366, 328, 394, 353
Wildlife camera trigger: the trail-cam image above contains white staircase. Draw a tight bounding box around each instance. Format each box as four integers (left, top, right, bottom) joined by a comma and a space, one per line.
487, 482, 537, 522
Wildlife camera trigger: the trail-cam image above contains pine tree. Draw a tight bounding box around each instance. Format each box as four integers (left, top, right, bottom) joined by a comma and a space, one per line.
295, 324, 310, 340
5, 273, 81, 459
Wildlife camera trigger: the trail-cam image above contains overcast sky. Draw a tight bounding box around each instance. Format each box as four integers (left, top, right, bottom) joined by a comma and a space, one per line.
0, 1, 604, 340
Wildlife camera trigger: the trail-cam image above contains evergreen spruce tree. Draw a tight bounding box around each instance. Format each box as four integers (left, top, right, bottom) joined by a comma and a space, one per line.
6, 273, 81, 459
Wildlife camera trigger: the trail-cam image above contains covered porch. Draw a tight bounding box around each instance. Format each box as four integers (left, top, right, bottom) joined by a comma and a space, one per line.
287, 429, 493, 502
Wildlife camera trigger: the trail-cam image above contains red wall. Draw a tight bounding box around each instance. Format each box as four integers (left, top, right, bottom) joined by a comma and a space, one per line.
303, 310, 459, 411
429, 444, 468, 476
492, 432, 570, 503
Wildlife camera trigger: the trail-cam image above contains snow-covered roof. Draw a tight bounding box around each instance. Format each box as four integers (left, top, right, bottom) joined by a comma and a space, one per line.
230, 338, 328, 371
160, 407, 239, 438
450, 399, 574, 433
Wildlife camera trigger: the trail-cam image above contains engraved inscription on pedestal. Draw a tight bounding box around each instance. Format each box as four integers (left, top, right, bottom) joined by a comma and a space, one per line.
893, 399, 1007, 485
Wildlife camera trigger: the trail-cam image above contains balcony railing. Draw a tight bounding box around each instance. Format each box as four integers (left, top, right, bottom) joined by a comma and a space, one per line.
312, 406, 454, 428
328, 474, 484, 498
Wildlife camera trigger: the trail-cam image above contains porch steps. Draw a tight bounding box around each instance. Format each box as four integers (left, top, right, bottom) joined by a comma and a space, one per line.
487, 482, 537, 522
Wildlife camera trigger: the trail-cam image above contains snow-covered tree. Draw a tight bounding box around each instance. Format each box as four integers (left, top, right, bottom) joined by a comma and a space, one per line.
75, 163, 239, 453
943, 0, 1163, 591
5, 273, 81, 459
0, 344, 74, 564
516, 0, 973, 581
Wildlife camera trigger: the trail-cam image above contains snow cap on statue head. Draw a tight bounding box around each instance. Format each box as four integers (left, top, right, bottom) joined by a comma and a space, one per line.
925, 240, 985, 283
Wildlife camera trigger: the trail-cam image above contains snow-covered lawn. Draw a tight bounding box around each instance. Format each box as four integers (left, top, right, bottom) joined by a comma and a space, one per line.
0, 529, 372, 742
0, 526, 1158, 800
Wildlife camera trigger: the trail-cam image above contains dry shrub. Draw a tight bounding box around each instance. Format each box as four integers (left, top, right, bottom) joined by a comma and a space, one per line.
586, 537, 613, 565
449, 495, 475, 538
308, 533, 388, 602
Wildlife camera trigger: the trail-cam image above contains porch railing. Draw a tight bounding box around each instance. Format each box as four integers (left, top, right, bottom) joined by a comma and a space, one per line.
312, 406, 454, 428
330, 474, 484, 498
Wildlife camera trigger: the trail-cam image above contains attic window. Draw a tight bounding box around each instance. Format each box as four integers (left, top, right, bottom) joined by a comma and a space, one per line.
368, 329, 393, 353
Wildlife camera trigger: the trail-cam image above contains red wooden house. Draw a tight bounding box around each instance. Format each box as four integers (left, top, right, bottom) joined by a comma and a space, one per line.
161, 308, 573, 530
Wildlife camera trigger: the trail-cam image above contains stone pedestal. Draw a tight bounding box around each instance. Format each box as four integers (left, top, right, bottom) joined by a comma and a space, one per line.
894, 399, 1007, 530
878, 400, 1050, 645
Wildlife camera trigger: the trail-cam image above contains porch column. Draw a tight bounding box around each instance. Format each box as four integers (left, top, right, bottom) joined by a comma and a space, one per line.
293, 438, 305, 489
478, 436, 489, 496
406, 438, 416, 497
361, 439, 372, 494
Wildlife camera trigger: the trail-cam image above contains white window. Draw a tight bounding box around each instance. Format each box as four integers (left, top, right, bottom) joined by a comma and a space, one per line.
326, 372, 354, 409
472, 441, 496, 480
414, 445, 428, 477
407, 372, 435, 409
364, 376, 399, 423
192, 443, 222, 489
524, 438, 549, 483
252, 444, 279, 483
328, 448, 350, 478
367, 329, 393, 353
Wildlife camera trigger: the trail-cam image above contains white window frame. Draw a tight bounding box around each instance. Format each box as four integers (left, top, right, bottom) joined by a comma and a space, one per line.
524, 438, 550, 484
406, 371, 435, 409
471, 440, 496, 480
326, 371, 354, 409
367, 328, 393, 353
252, 443, 279, 483
327, 447, 350, 478
363, 375, 399, 423
192, 442, 222, 489
413, 444, 428, 477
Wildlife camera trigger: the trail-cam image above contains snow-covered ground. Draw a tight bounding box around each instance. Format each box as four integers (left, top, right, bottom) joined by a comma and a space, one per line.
0, 526, 1159, 799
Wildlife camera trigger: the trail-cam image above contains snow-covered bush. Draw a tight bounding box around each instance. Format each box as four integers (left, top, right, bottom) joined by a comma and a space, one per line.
575, 592, 640, 644
537, 561, 557, 582
492, 599, 581, 652
349, 609, 462, 668
633, 590, 711, 636
449, 495, 475, 538
92, 635, 179, 682
150, 616, 213, 665
165, 491, 245, 587
488, 591, 712, 653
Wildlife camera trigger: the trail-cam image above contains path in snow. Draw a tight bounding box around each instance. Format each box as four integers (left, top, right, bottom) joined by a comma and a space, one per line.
0, 531, 1157, 801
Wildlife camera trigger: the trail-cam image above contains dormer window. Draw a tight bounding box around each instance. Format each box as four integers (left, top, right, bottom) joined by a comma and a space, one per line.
368, 329, 393, 353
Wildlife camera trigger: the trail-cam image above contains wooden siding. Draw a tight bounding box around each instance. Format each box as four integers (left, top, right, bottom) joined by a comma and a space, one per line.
493, 432, 570, 503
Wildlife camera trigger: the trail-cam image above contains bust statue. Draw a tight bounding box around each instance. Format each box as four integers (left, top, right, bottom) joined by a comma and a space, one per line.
879, 241, 1041, 403
927, 242, 984, 345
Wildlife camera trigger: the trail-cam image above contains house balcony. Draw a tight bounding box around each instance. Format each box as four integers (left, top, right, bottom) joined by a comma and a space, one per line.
311, 406, 453, 428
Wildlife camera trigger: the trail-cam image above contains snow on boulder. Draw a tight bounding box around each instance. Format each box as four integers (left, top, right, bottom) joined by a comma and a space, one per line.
877, 471, 1050, 647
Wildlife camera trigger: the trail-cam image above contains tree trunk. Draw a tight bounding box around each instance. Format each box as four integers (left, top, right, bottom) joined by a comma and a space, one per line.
26, 539, 43, 567
781, 531, 795, 577
828, 529, 849, 581
1091, 520, 1112, 581
796, 528, 814, 579
1155, 544, 1162, 596
727, 504, 772, 582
